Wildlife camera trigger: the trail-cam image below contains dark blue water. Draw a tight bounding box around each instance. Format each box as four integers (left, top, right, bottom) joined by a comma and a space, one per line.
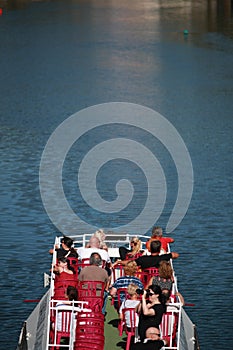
0, 0, 233, 349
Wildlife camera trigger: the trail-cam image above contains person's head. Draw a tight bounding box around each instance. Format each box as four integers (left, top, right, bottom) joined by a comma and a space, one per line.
61, 235, 74, 249
58, 257, 68, 267
94, 229, 106, 242
150, 240, 161, 254
162, 289, 171, 303
147, 284, 166, 306
127, 283, 139, 297
58, 257, 72, 271
151, 226, 163, 238
158, 260, 173, 279
90, 252, 102, 266
145, 327, 161, 340
130, 237, 141, 253
123, 260, 138, 276
88, 236, 101, 248
66, 286, 78, 301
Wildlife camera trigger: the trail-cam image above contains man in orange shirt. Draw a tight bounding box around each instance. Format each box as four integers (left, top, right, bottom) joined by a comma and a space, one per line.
146, 227, 174, 254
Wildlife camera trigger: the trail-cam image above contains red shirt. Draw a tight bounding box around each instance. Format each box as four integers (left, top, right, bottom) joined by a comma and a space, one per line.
146, 237, 174, 252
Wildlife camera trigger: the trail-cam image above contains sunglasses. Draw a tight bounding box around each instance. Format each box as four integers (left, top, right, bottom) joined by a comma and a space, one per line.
131, 241, 137, 245
148, 292, 155, 296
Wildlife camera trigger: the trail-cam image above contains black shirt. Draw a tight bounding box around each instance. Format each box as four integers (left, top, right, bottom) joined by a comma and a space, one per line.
135, 253, 172, 270
131, 339, 165, 350
55, 247, 78, 259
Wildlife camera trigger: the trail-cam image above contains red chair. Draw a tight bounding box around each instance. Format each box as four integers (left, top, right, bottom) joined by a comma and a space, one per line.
53, 278, 78, 300
112, 264, 125, 283
77, 280, 105, 313
141, 267, 159, 287
134, 270, 149, 287
50, 306, 74, 350
160, 310, 179, 347
111, 287, 128, 310
120, 308, 139, 350
66, 257, 79, 274
74, 311, 105, 350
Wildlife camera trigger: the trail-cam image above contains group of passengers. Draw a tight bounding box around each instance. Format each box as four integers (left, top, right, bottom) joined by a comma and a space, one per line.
50, 226, 181, 349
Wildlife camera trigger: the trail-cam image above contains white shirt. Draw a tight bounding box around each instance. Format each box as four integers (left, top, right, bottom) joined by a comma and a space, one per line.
76, 247, 111, 263
119, 299, 140, 328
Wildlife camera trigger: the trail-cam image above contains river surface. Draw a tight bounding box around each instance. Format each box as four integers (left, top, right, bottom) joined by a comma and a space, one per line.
0, 0, 233, 349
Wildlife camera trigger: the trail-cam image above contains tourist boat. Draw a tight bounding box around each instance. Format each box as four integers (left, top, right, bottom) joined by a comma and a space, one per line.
17, 232, 200, 350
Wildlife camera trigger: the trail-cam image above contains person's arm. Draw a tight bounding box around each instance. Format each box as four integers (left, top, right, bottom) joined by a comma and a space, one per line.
112, 259, 127, 268
141, 290, 155, 316
171, 252, 179, 259
49, 244, 59, 255
176, 292, 185, 306
109, 286, 117, 297
135, 301, 141, 313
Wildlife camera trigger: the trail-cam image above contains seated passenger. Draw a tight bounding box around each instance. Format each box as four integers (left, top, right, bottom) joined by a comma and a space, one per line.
146, 227, 174, 254
49, 235, 78, 259
110, 261, 143, 310
51, 286, 78, 342
114, 240, 179, 271
145, 260, 174, 291
87, 229, 108, 251
137, 285, 167, 342
130, 327, 167, 349
78, 252, 109, 315
77, 236, 111, 263
53, 257, 76, 278
119, 236, 144, 260
119, 283, 141, 328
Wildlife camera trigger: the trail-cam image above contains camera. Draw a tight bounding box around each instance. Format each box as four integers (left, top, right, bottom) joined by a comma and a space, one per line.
136, 288, 144, 295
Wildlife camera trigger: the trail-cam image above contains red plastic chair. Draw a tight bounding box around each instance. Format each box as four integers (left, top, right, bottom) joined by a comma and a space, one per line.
78, 280, 105, 313
66, 257, 79, 274
50, 307, 74, 350
120, 307, 139, 350
160, 310, 179, 347
141, 267, 159, 287
74, 311, 105, 350
53, 278, 78, 300
80, 258, 106, 269
134, 270, 149, 287
112, 263, 125, 283
111, 287, 128, 310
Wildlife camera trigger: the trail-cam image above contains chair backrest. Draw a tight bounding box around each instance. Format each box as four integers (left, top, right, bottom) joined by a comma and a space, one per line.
160, 310, 179, 347
112, 264, 125, 283
56, 308, 72, 333
78, 280, 105, 313
122, 307, 139, 333
141, 267, 159, 287
50, 306, 75, 347
66, 257, 79, 273
121, 308, 139, 350
78, 280, 105, 298
112, 287, 129, 310
81, 258, 106, 268
53, 278, 78, 300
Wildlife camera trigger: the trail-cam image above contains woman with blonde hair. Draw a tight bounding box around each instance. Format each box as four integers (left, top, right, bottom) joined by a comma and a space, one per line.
118, 236, 144, 261
119, 283, 141, 328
